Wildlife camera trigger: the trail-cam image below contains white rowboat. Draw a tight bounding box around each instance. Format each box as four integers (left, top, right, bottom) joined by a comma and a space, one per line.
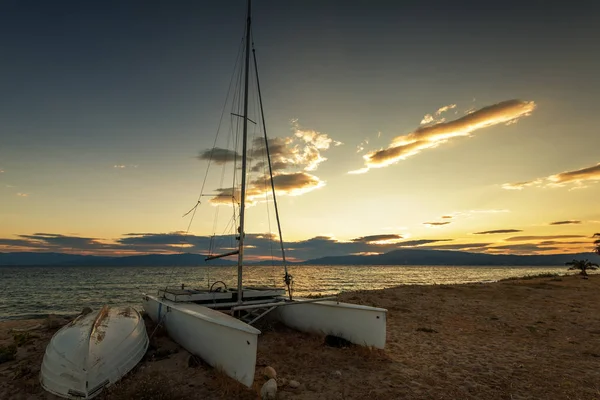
40, 306, 149, 399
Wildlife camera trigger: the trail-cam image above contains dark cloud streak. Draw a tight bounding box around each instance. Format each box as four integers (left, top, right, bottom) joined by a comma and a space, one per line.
473, 229, 522, 235
424, 221, 451, 226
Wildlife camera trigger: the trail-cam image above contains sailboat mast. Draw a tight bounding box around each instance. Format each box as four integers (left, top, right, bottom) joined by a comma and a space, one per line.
237, 0, 252, 305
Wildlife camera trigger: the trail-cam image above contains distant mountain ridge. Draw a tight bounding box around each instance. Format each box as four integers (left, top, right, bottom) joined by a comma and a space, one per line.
302, 249, 598, 266
0, 249, 597, 267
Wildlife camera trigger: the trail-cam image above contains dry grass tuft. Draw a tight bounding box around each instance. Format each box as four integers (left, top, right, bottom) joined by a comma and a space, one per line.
12, 332, 34, 347
0, 343, 17, 364
500, 272, 562, 281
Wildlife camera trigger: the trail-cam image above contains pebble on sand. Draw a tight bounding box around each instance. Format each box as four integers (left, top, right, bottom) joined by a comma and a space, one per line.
288, 379, 300, 389
263, 365, 277, 379
261, 378, 277, 400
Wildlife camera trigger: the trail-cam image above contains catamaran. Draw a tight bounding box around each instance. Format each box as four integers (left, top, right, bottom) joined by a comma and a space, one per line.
142, 0, 387, 387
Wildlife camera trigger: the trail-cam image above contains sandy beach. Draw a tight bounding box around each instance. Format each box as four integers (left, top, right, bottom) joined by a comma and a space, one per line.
1, 273, 599, 399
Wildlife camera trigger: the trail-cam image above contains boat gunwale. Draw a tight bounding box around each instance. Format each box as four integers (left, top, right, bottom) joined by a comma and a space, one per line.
144, 293, 261, 335
277, 297, 388, 313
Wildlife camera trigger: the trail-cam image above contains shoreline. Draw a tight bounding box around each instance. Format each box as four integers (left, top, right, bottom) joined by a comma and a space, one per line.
0, 270, 574, 322
2, 272, 599, 399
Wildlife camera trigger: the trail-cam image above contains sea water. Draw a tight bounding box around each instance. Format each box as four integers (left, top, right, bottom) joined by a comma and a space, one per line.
0, 264, 568, 320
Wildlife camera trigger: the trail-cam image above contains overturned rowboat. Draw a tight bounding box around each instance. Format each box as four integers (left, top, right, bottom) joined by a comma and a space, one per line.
40, 305, 149, 399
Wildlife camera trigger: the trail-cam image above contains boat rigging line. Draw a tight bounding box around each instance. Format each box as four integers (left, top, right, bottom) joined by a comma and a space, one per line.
251, 34, 293, 300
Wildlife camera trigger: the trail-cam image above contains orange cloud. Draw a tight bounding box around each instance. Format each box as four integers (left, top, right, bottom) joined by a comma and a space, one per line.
209, 172, 325, 205
350, 99, 536, 173
201, 121, 337, 206
503, 162, 600, 190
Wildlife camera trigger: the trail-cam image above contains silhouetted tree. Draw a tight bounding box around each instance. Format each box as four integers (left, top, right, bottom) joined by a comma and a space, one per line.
566, 259, 598, 277
594, 233, 600, 256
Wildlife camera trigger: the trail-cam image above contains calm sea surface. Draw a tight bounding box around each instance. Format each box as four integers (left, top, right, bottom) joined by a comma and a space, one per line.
0, 264, 569, 320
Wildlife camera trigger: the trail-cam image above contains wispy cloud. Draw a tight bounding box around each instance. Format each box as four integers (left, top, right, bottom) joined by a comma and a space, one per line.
350, 99, 536, 173
468, 209, 510, 214
420, 114, 435, 125
505, 235, 585, 242
488, 243, 562, 253
444, 209, 509, 218
16, 192, 29, 197
501, 180, 542, 190
474, 229, 522, 235
419, 104, 456, 126
113, 164, 138, 169
356, 138, 370, 154
397, 239, 453, 247
425, 209, 509, 226
503, 162, 600, 190
197, 148, 240, 164
550, 220, 581, 225
436, 104, 457, 115
538, 240, 589, 246
548, 163, 600, 185
421, 242, 492, 251
351, 234, 403, 244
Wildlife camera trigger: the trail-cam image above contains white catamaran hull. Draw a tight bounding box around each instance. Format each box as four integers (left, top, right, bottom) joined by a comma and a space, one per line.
142, 294, 260, 387
40, 306, 149, 399
275, 298, 387, 349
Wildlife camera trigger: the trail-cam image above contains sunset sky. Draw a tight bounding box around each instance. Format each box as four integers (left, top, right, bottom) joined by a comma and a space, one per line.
1, 1, 599, 260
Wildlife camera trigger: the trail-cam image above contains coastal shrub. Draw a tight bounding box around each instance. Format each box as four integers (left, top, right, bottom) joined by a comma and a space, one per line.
566, 259, 598, 277
0, 344, 17, 364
